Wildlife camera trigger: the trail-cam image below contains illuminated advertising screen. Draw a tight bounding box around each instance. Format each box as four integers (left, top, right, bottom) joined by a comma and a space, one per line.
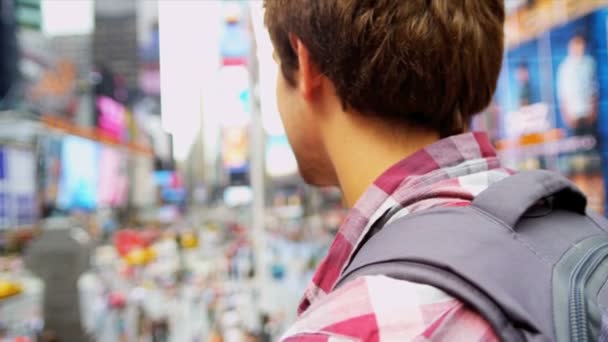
222, 126, 250, 185
98, 146, 128, 207
474, 5, 608, 214
57, 136, 99, 211
40, 136, 63, 207
154, 171, 185, 203
549, 10, 608, 214
96, 95, 126, 140
220, 2, 250, 66
0, 147, 37, 227
7, 148, 37, 226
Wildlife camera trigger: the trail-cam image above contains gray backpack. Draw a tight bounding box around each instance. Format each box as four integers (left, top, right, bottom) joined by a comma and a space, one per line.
337, 170, 608, 342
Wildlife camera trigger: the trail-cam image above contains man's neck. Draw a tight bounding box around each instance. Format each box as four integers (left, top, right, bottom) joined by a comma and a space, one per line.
321, 113, 440, 208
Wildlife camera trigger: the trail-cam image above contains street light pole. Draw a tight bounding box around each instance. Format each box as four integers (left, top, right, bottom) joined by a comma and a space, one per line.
248, 2, 267, 303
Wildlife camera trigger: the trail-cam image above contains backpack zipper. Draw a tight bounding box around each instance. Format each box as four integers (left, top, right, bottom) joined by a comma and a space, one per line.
569, 242, 608, 342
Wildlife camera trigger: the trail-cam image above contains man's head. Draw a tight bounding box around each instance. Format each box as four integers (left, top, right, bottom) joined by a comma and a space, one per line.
568, 34, 587, 58
265, 0, 505, 186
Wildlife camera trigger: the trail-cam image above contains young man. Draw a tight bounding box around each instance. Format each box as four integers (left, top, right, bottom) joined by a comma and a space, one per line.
265, 1, 506, 340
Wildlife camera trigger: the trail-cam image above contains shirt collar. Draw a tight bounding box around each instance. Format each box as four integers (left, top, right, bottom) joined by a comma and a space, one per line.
364, 131, 496, 200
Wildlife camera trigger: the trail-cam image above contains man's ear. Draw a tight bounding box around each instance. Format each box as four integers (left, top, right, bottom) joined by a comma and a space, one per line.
289, 34, 322, 101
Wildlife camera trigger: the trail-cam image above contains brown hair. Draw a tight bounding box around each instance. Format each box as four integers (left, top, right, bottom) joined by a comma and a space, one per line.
265, 0, 505, 137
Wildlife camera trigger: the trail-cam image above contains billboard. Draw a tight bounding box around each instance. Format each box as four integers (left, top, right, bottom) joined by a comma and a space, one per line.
57, 136, 99, 211
8, 148, 36, 226
222, 126, 249, 185
0, 147, 37, 228
39, 136, 62, 210
474, 5, 608, 214
550, 9, 608, 214
98, 146, 128, 207
96, 95, 126, 140
220, 1, 250, 66
138, 0, 160, 97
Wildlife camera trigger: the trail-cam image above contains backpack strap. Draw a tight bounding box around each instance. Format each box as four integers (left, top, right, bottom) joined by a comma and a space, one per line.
336, 170, 589, 342
471, 170, 586, 228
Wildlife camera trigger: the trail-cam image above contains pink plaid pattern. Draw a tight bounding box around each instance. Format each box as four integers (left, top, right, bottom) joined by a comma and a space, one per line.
283, 132, 510, 341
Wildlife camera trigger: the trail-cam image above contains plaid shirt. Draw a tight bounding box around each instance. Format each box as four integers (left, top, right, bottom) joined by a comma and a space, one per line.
282, 132, 513, 341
